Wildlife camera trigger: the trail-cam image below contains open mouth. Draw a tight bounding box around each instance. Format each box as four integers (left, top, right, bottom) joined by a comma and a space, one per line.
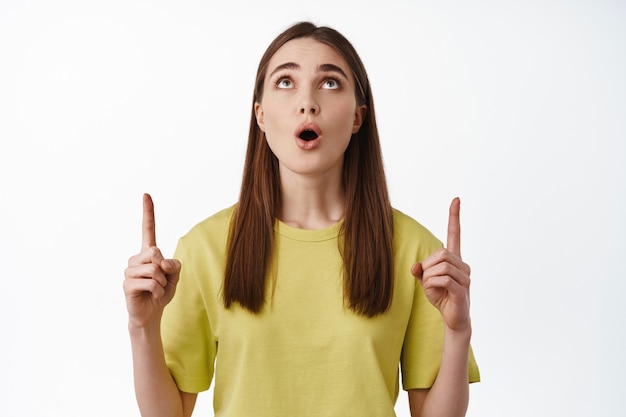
299, 129, 319, 141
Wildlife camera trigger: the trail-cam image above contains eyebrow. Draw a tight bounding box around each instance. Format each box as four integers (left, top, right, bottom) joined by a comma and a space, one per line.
269, 62, 349, 80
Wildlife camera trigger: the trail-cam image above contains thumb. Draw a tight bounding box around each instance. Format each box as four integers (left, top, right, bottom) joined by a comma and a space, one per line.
161, 259, 181, 275
161, 259, 181, 288
411, 262, 424, 280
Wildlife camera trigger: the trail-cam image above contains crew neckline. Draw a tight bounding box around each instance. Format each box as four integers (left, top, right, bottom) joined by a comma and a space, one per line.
274, 219, 344, 242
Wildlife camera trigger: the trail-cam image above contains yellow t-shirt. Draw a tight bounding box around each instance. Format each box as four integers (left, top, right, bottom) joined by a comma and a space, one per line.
162, 205, 480, 416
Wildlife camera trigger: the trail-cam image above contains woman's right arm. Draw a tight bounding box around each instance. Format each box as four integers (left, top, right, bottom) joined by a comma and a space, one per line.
123, 194, 196, 417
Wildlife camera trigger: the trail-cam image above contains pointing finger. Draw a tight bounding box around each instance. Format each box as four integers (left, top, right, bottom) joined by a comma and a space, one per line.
142, 193, 157, 251
447, 197, 461, 257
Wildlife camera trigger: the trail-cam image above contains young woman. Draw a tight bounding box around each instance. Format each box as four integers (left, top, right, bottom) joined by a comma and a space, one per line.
124, 21, 480, 417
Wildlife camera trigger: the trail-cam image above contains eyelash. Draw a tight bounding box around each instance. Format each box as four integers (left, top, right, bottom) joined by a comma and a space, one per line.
274, 76, 294, 88
273, 75, 342, 89
322, 77, 341, 89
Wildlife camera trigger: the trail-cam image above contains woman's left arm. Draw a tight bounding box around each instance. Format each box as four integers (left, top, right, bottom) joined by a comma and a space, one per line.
408, 197, 472, 417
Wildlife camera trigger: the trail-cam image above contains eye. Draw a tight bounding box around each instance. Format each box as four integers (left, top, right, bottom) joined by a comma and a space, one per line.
321, 78, 341, 90
275, 77, 294, 89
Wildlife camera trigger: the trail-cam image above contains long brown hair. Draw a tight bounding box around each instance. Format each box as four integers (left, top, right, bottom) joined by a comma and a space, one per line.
223, 22, 394, 317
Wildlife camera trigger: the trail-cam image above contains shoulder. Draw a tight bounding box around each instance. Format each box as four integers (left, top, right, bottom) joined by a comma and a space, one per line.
392, 208, 442, 261
392, 208, 439, 244
177, 204, 236, 250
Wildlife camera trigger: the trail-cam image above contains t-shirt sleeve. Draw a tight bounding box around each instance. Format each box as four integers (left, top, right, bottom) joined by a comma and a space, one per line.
161, 234, 217, 393
399, 224, 480, 390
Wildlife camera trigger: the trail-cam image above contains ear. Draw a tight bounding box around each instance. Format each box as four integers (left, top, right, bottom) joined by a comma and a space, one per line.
254, 102, 265, 132
352, 105, 367, 134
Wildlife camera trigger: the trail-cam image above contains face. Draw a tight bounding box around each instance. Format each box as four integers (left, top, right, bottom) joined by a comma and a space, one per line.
255, 37, 366, 181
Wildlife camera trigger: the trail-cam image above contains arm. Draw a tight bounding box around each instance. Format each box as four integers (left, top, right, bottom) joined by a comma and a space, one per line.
409, 198, 473, 417
123, 194, 196, 417
129, 321, 197, 417
407, 327, 471, 417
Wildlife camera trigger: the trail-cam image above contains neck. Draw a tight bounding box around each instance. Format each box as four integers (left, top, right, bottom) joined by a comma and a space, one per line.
278, 167, 345, 230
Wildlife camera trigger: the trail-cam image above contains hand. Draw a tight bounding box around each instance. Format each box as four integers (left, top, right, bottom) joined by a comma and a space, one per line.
411, 198, 471, 333
123, 194, 181, 328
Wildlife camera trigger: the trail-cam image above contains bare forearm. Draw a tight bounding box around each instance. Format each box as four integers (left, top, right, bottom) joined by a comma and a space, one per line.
129, 322, 184, 417
412, 326, 471, 417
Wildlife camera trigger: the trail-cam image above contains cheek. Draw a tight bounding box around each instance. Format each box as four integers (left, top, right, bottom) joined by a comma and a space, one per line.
333, 106, 360, 134
325, 97, 358, 123
261, 102, 290, 131
261, 107, 288, 150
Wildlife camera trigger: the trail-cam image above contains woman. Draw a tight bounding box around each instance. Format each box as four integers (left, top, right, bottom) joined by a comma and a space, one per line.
124, 21, 480, 417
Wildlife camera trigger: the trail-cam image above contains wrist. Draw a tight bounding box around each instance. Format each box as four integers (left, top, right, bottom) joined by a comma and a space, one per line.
444, 321, 472, 344
128, 317, 162, 340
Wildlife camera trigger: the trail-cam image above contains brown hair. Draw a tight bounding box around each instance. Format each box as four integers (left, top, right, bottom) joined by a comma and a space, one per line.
223, 22, 394, 317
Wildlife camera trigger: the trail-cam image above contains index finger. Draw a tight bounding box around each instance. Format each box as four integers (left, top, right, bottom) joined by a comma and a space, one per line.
446, 197, 461, 256
142, 193, 156, 250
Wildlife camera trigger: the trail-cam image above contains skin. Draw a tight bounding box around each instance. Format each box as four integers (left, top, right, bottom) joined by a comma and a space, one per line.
408, 197, 472, 417
254, 38, 366, 229
123, 38, 473, 417
124, 194, 194, 417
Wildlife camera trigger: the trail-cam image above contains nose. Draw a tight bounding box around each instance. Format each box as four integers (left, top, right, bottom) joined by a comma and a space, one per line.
300, 103, 319, 114
299, 90, 319, 115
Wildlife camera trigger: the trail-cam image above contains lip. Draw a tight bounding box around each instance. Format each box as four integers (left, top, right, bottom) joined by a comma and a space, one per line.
294, 122, 323, 150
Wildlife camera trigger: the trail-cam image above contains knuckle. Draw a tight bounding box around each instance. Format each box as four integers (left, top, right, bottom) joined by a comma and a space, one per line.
124, 265, 142, 280
146, 262, 158, 276
148, 246, 163, 260
151, 266, 167, 284
127, 254, 139, 266
123, 277, 139, 294
147, 279, 161, 293
151, 283, 165, 299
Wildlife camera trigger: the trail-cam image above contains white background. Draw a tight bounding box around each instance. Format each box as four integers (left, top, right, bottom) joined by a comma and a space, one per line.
1, 0, 624, 416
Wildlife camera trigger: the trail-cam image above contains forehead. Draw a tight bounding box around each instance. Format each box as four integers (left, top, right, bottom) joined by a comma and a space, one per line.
267, 37, 350, 74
